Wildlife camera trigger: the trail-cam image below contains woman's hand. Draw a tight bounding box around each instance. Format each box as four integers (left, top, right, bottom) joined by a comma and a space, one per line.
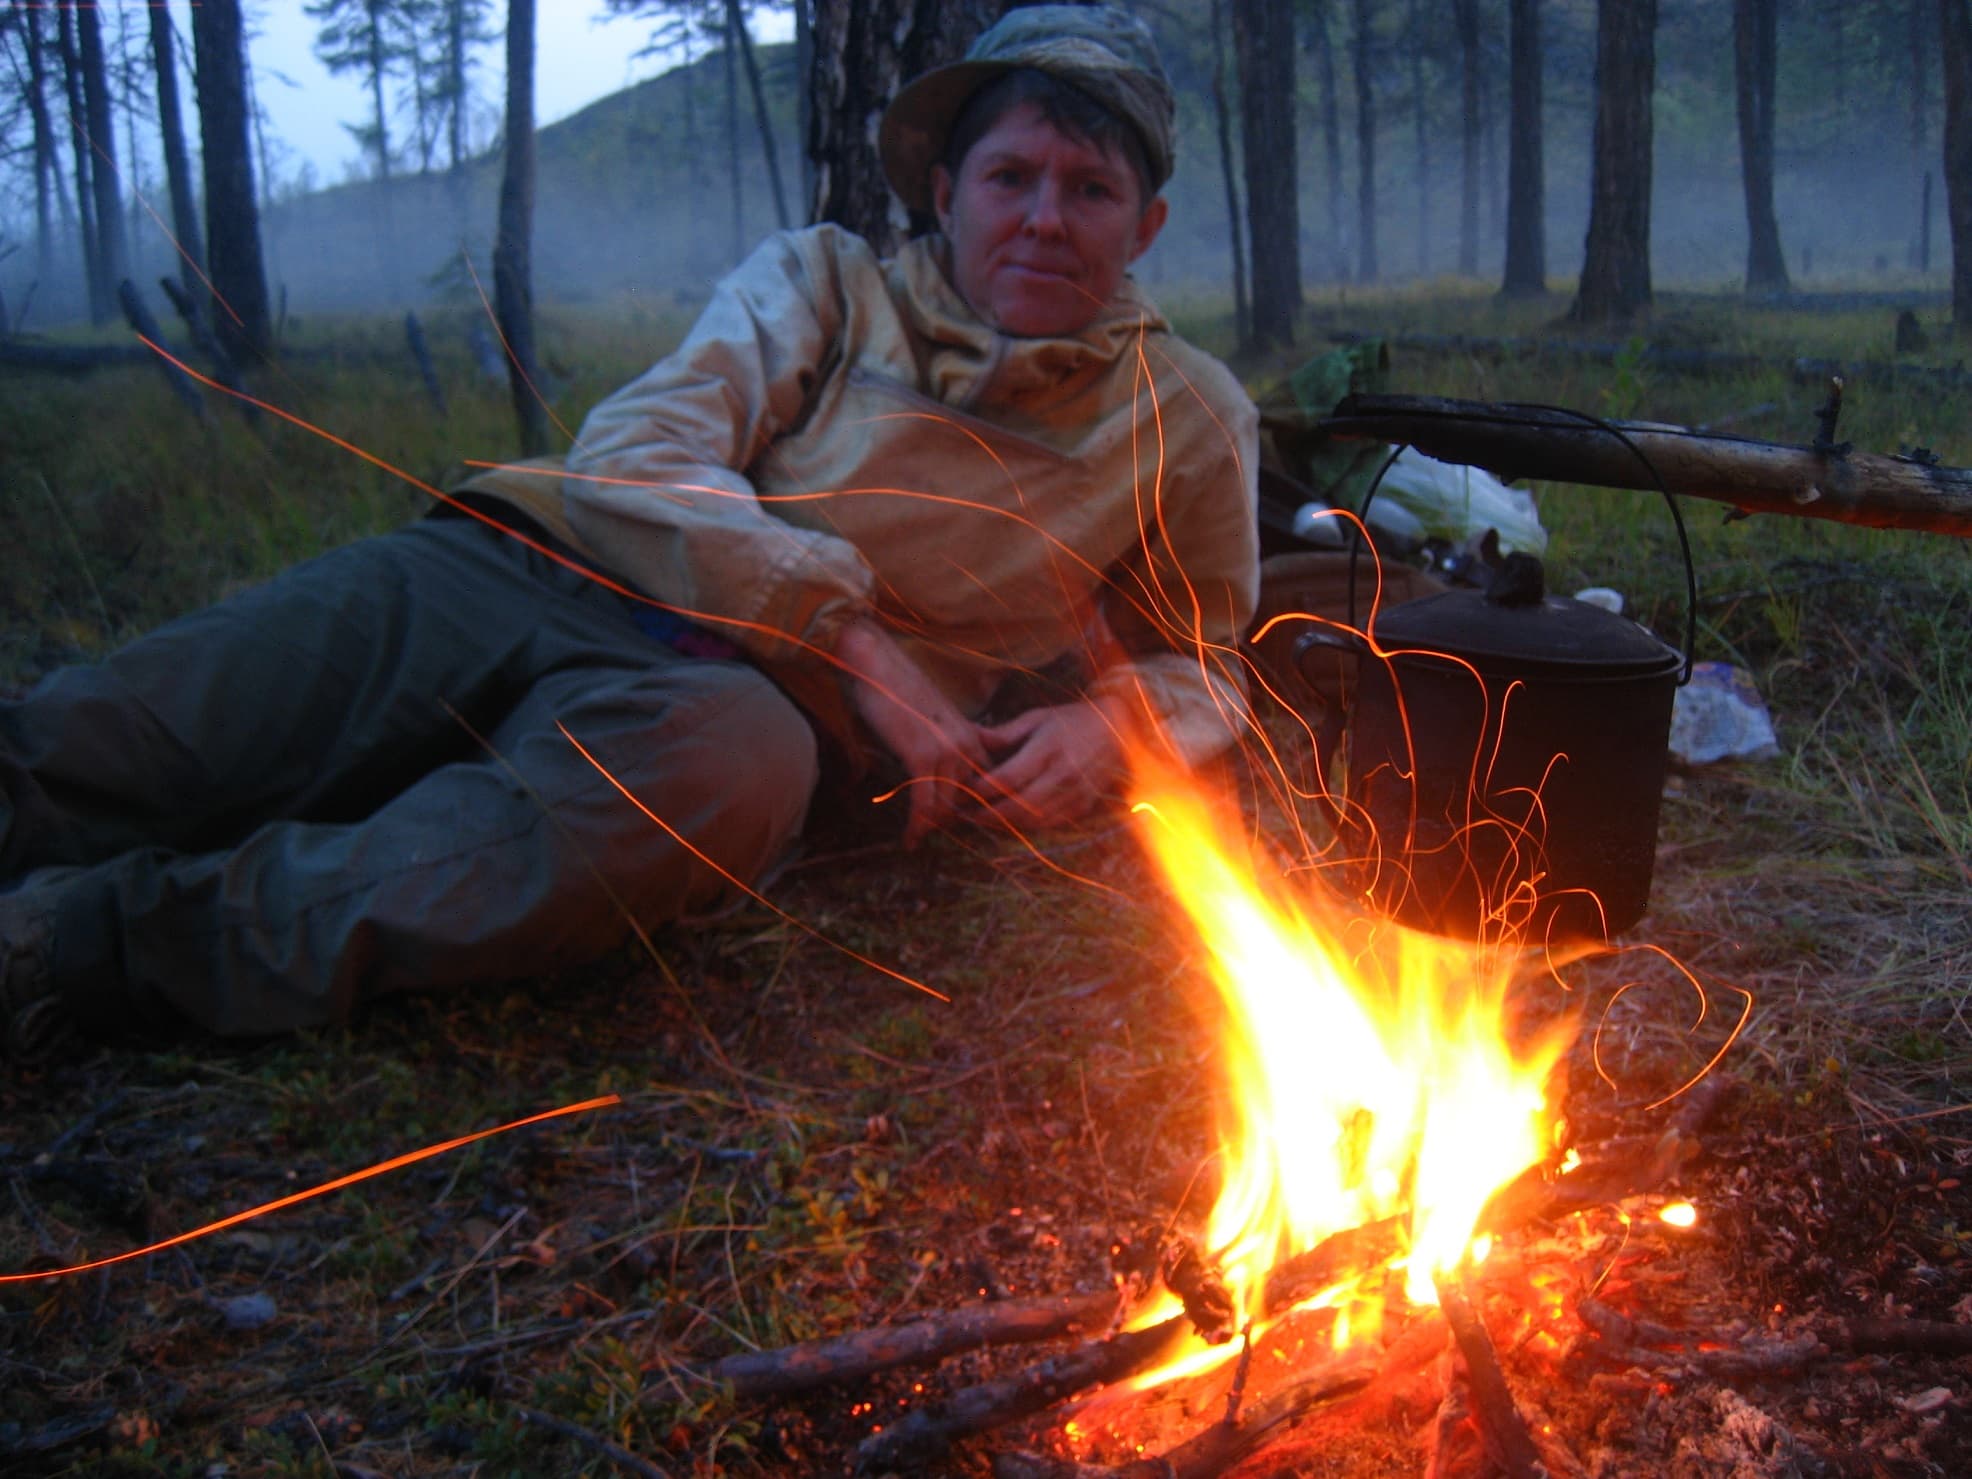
974, 699, 1128, 831
837, 620, 991, 846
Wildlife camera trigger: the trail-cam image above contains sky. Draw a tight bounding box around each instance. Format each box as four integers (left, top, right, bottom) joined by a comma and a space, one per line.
215, 1, 792, 190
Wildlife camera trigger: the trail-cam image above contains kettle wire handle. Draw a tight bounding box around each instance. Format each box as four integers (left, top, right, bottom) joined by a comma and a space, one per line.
1346, 415, 1699, 687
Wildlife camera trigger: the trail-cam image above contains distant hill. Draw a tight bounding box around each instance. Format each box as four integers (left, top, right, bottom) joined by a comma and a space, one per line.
263, 42, 805, 313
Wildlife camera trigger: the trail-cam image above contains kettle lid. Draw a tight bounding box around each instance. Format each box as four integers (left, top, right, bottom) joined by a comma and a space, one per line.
1370, 555, 1681, 676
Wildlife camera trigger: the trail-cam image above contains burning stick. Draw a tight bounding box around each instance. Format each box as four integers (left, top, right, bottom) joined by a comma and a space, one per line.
990, 1353, 1377, 1479
1477, 1076, 1737, 1235
849, 1315, 1191, 1474
991, 1319, 1450, 1479
702, 1289, 1118, 1400
1261, 1214, 1406, 1315
1434, 1268, 1549, 1479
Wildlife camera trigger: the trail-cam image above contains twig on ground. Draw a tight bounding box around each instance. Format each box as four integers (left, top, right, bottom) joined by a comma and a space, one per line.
698, 1288, 1120, 1400
1579, 1297, 1972, 1374
1814, 1317, 1972, 1359
1576, 1299, 1821, 1378
514, 1407, 674, 1478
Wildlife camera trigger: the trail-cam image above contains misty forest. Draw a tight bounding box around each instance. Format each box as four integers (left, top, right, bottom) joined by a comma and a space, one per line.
4, 3, 1972, 1478
0, 0, 1969, 338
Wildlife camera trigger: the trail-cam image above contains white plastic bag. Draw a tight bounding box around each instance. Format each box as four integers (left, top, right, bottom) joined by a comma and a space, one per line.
1669, 662, 1781, 765
1373, 448, 1548, 555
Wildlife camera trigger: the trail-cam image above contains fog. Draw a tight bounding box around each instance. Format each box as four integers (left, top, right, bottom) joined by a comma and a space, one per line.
0, 34, 1944, 336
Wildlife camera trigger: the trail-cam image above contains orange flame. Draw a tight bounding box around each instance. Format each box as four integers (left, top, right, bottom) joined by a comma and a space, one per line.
1128, 753, 1573, 1339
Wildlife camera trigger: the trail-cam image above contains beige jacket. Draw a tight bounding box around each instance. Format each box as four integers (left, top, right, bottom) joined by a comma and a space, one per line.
457, 225, 1259, 763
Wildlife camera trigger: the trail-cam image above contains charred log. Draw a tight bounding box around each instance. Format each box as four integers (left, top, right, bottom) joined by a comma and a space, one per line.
1436, 1268, 1547, 1479
850, 1315, 1190, 1473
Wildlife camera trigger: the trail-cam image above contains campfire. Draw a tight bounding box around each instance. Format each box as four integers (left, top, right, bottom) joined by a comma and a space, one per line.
704, 745, 1785, 1477
682, 587, 1971, 1474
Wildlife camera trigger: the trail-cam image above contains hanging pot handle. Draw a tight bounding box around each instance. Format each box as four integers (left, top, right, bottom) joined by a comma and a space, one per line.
1291, 627, 1367, 827
1350, 428, 1698, 684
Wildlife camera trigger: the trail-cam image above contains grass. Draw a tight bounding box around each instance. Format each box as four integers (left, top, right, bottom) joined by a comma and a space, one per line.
3, 280, 1971, 1474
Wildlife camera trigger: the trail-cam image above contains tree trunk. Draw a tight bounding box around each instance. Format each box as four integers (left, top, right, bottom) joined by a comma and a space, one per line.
1351, 0, 1377, 283
496, 0, 547, 455
1237, 0, 1302, 345
1410, 0, 1428, 276
367, 0, 394, 181
795, 0, 815, 215
1501, 0, 1547, 296
1568, 0, 1656, 326
724, 0, 743, 260
806, 0, 1006, 252
118, 13, 146, 272
57, 4, 104, 323
1455, 0, 1481, 276
448, 0, 468, 170
1942, 0, 1972, 330
150, 0, 208, 303
728, 0, 792, 231
1913, 0, 1933, 267
191, 0, 273, 364
444, 0, 470, 234
1309, 2, 1347, 280
1734, 0, 1790, 295
1209, 0, 1249, 344
21, 5, 63, 288
1914, 0, 1933, 167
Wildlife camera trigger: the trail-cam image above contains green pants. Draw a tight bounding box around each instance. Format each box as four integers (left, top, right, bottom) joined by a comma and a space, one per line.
0, 515, 819, 1037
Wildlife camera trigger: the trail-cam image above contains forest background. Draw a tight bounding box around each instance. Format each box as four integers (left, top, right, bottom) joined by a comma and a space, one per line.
0, 0, 1959, 338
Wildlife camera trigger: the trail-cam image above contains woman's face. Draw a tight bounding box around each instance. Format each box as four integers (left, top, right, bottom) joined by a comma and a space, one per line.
932, 101, 1168, 338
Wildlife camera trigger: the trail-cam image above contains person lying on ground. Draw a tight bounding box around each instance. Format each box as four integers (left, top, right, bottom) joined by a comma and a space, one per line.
0, 4, 1259, 1063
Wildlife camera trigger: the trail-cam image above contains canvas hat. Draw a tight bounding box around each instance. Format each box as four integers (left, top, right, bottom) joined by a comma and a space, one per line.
879, 4, 1177, 214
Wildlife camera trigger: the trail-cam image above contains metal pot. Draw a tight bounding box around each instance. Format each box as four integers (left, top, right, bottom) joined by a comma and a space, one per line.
1297, 553, 1683, 943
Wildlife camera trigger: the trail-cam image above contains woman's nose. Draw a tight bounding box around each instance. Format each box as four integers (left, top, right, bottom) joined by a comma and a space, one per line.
1022, 175, 1068, 237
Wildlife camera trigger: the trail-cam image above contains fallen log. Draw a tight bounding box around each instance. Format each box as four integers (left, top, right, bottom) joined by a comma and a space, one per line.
1325, 329, 1972, 396
1319, 393, 1972, 538
0, 338, 164, 375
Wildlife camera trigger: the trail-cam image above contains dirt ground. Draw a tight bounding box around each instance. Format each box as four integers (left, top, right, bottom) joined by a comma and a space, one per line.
3, 734, 1969, 1477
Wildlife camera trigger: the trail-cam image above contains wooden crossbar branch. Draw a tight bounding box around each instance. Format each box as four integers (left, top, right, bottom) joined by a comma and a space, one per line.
1318, 392, 1972, 538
